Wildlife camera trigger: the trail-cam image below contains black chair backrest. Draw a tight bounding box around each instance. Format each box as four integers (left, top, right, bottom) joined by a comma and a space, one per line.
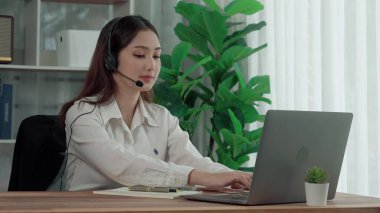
8, 115, 66, 191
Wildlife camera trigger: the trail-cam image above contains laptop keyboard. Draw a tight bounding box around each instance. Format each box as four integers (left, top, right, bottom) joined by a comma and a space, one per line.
213, 191, 249, 198
182, 191, 250, 205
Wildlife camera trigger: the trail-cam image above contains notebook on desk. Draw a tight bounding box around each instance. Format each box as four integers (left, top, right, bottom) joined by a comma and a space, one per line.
181, 110, 353, 205
94, 186, 201, 199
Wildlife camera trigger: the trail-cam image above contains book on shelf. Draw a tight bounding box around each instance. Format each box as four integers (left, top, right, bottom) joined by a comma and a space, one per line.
0, 79, 13, 139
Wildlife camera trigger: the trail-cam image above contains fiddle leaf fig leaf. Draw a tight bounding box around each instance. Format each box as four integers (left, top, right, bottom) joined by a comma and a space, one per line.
227, 109, 243, 135
224, 21, 266, 48
224, 0, 264, 16
203, 0, 221, 11
172, 42, 192, 71
175, 23, 213, 55
175, 1, 206, 21
189, 10, 228, 54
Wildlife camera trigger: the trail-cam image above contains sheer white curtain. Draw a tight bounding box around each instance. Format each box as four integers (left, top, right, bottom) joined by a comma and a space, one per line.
247, 0, 380, 197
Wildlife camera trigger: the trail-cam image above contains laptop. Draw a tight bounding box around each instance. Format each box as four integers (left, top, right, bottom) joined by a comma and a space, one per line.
182, 110, 353, 205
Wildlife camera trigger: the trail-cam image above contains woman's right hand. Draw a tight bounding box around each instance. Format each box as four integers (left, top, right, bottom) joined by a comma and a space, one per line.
187, 169, 252, 190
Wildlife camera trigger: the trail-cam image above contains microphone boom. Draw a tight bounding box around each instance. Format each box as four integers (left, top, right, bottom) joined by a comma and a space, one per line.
116, 71, 144, 87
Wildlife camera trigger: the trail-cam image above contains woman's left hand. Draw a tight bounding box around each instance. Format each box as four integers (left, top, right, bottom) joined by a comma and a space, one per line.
188, 170, 253, 190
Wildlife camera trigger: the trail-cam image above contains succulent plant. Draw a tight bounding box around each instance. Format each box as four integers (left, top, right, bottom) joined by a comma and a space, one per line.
305, 166, 328, 184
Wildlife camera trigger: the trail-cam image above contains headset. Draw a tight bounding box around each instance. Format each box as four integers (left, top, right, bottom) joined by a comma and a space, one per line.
104, 17, 122, 73
103, 17, 144, 87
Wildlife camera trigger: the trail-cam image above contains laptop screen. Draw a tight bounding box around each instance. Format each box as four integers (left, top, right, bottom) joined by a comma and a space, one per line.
249, 110, 353, 205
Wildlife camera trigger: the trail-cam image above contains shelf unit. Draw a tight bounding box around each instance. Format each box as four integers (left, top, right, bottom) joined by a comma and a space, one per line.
25, 0, 131, 66
0, 65, 87, 73
0, 0, 132, 140
42, 0, 128, 4
0, 140, 15, 144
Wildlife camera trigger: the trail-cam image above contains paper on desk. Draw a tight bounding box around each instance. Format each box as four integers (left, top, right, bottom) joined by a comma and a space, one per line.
93, 187, 201, 199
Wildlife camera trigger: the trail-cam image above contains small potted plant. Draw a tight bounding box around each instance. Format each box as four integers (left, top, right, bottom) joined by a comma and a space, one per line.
304, 166, 329, 206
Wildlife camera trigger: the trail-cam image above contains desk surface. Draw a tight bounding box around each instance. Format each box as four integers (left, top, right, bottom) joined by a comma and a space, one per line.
0, 192, 379, 213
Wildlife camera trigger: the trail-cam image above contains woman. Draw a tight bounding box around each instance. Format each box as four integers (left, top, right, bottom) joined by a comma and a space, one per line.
59, 15, 252, 191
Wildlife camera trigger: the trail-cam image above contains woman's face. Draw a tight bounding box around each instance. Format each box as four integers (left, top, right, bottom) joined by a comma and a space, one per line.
115, 29, 161, 92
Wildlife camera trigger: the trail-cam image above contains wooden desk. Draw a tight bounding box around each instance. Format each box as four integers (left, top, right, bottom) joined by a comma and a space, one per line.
0, 192, 379, 213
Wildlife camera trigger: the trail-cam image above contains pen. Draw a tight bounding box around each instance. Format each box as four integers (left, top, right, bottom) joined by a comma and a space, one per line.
176, 186, 201, 191
128, 185, 177, 193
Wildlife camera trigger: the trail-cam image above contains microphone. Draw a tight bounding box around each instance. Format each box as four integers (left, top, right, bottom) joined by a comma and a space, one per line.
116, 71, 144, 87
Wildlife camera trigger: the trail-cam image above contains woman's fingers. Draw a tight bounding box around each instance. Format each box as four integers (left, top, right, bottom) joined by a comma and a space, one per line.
227, 172, 251, 189
238, 173, 252, 189
188, 169, 253, 189
231, 182, 245, 189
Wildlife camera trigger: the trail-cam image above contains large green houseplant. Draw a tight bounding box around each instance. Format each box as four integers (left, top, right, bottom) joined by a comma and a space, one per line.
154, 0, 270, 171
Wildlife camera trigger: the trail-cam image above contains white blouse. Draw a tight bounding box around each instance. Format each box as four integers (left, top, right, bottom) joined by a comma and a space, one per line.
64, 96, 231, 191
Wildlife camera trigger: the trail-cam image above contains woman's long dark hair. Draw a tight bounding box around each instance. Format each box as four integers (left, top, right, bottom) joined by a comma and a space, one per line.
59, 15, 159, 126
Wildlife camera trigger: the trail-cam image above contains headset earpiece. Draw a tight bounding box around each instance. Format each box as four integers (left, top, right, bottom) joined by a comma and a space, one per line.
105, 53, 117, 72
105, 17, 121, 73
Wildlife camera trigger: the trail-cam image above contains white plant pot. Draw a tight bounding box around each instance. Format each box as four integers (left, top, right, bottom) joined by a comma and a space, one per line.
305, 182, 329, 206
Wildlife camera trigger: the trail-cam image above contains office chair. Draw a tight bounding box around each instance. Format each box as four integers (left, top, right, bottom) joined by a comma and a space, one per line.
8, 115, 66, 191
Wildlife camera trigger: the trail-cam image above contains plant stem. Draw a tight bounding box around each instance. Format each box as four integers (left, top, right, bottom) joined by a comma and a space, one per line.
208, 134, 215, 158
